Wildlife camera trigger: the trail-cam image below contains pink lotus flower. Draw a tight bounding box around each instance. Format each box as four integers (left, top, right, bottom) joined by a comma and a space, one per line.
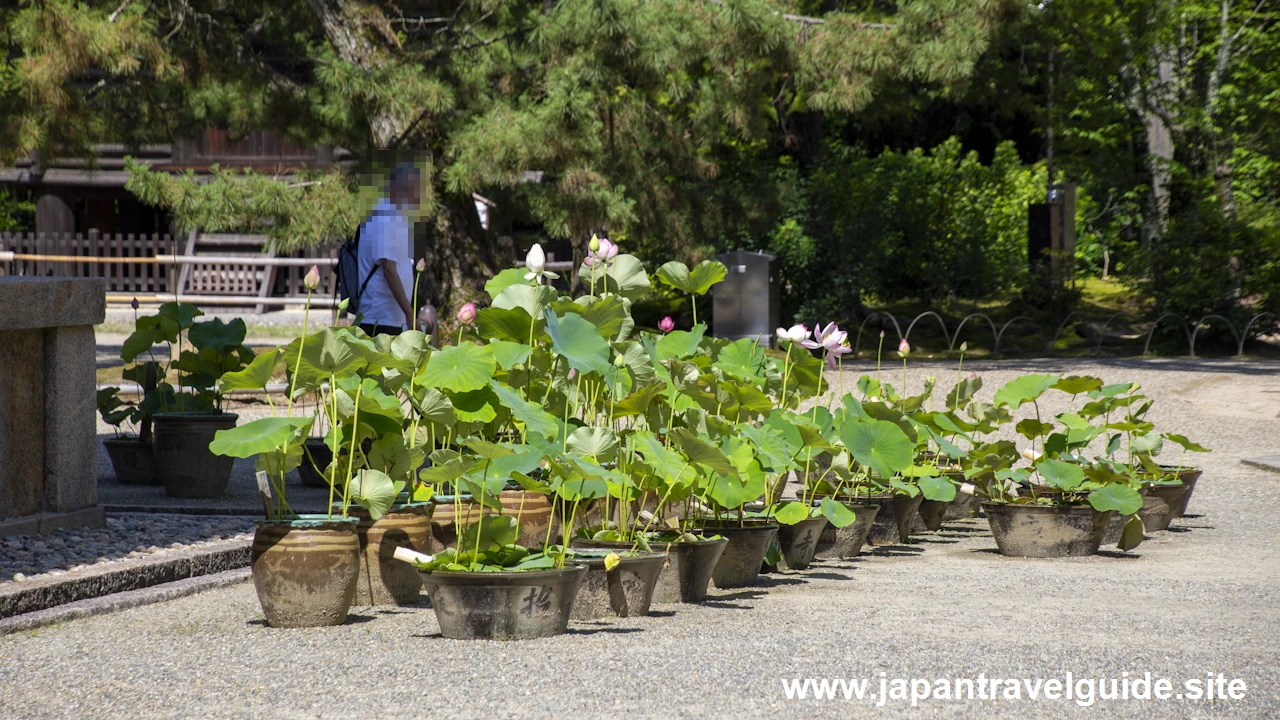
776, 324, 819, 349
303, 265, 321, 292
659, 316, 675, 333
457, 302, 477, 324
583, 237, 619, 267
814, 322, 851, 368
897, 338, 911, 358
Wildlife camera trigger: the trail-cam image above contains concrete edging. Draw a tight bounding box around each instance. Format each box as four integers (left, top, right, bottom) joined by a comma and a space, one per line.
0, 568, 250, 635
0, 538, 250, 621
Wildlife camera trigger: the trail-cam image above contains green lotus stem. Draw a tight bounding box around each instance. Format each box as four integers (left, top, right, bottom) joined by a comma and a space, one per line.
473, 462, 489, 561
326, 374, 338, 519
900, 356, 907, 413
341, 380, 364, 518
779, 344, 793, 407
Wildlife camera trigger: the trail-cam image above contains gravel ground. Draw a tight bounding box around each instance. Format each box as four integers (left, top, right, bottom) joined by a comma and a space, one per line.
3, 358, 1277, 719
0, 515, 252, 583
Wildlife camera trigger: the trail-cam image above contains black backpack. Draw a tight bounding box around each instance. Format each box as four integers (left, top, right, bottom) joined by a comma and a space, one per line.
335, 216, 380, 317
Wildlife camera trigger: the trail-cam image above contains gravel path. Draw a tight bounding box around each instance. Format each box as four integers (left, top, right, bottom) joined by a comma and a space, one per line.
0, 515, 251, 583
3, 358, 1276, 719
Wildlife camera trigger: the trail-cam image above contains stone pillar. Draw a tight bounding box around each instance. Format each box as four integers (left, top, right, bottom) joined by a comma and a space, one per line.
0, 277, 106, 536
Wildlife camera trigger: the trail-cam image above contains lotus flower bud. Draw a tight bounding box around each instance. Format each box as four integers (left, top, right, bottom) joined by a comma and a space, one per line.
959, 482, 976, 496
898, 338, 910, 356
415, 258, 426, 273
303, 265, 321, 291
130, 297, 139, 310
457, 302, 477, 324
567, 368, 577, 380
659, 316, 675, 333
589, 234, 601, 253
879, 331, 885, 338
959, 341, 968, 353
525, 244, 545, 275
614, 353, 626, 368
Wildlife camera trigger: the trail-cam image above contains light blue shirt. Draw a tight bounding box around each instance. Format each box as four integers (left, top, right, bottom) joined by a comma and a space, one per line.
356, 198, 414, 327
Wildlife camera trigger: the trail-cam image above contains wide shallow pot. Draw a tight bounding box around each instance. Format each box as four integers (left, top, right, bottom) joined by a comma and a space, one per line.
566, 549, 666, 620
1168, 468, 1202, 518
983, 503, 1112, 558
814, 503, 880, 560
344, 502, 434, 606
153, 412, 238, 498
1138, 483, 1194, 532
251, 515, 361, 628
943, 492, 983, 521
696, 521, 779, 589
103, 437, 159, 485
866, 494, 924, 545
298, 439, 333, 489
419, 565, 587, 640
775, 516, 829, 570
431, 491, 554, 549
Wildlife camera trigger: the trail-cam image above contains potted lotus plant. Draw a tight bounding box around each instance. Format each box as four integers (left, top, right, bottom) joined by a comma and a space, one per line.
971, 374, 1146, 557
120, 302, 255, 498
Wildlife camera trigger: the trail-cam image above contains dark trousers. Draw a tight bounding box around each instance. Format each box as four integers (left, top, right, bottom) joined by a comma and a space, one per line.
359, 323, 403, 337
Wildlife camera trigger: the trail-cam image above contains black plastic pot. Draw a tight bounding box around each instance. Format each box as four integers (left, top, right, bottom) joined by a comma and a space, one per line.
774, 516, 829, 570
696, 521, 779, 589
418, 565, 587, 640
814, 503, 880, 560
103, 437, 160, 485
567, 549, 666, 620
152, 412, 238, 498
865, 494, 923, 545
1138, 483, 1193, 532
983, 503, 1112, 558
298, 438, 333, 489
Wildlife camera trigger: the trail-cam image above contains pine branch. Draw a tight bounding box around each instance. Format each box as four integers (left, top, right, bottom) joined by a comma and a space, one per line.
702, 0, 893, 29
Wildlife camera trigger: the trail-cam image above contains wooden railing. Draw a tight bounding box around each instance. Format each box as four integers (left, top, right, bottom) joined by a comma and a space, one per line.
0, 231, 340, 310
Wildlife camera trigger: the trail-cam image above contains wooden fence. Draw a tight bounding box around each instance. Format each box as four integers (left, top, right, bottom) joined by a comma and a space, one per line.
0, 231, 340, 309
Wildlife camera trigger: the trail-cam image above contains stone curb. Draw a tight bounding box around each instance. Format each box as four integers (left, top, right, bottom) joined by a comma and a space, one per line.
0, 538, 250, 620
0, 568, 250, 635
1241, 456, 1280, 474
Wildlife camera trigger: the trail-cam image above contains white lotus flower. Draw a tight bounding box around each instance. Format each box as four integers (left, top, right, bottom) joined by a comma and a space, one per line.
958, 483, 976, 496
775, 324, 813, 346
524, 243, 558, 283
1021, 447, 1042, 462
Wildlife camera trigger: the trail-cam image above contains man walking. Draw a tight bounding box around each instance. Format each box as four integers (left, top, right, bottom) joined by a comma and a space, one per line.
356, 164, 421, 337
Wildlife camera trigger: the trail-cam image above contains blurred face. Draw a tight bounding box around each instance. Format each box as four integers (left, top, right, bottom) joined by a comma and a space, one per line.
391, 173, 423, 213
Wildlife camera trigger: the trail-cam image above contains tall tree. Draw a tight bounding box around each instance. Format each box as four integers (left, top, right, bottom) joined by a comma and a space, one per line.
2, 0, 1015, 308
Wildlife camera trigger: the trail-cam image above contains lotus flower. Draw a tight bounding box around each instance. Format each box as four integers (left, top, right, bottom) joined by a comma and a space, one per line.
897, 338, 911, 358
415, 258, 426, 273
659, 316, 675, 333
457, 302, 476, 324
814, 322, 851, 368
303, 265, 321, 292
775, 324, 818, 348
583, 236, 619, 268
524, 243, 558, 283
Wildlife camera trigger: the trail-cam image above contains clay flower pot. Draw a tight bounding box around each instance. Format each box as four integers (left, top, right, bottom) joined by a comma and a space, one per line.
251, 515, 361, 627
814, 502, 880, 560
983, 503, 1111, 558
696, 520, 779, 589
865, 494, 923, 545
345, 502, 435, 606
419, 565, 587, 640
153, 412, 238, 498
567, 549, 666, 620
775, 516, 829, 570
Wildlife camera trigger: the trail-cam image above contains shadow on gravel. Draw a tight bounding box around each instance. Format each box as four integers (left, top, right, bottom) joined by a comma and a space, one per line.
1095, 550, 1143, 560
700, 590, 766, 610
914, 536, 959, 545
245, 613, 378, 628
802, 572, 854, 581
868, 545, 925, 557
646, 610, 677, 618
752, 576, 805, 588
936, 526, 989, 534
1165, 524, 1212, 533
568, 626, 643, 636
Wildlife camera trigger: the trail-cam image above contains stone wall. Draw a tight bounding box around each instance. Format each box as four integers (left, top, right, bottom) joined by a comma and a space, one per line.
0, 276, 105, 535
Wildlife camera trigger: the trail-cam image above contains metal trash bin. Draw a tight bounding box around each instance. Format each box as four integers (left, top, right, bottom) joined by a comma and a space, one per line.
712, 250, 779, 347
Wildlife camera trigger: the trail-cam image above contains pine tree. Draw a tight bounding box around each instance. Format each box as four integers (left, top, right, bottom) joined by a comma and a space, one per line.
3, 0, 1015, 307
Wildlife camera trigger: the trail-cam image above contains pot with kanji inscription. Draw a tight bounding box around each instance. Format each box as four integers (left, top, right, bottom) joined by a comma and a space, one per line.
418, 565, 587, 640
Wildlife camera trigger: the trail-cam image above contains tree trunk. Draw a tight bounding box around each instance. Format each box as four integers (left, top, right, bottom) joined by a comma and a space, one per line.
1143, 56, 1175, 241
